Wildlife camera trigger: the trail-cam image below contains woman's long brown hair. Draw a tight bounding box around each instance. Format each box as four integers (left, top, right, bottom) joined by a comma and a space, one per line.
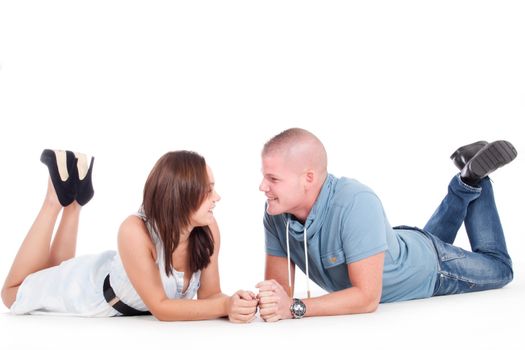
142, 151, 214, 276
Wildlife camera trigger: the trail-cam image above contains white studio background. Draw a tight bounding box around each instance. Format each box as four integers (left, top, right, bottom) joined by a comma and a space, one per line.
0, 1, 524, 349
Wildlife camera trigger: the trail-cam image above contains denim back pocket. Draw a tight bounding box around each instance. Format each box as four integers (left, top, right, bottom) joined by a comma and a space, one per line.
435, 241, 466, 262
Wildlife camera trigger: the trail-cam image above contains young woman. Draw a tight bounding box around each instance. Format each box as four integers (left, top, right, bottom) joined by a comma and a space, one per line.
1, 149, 258, 322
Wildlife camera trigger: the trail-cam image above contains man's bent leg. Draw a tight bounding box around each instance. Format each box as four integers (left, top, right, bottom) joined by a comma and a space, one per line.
431, 177, 513, 296
464, 177, 512, 271
424, 175, 481, 244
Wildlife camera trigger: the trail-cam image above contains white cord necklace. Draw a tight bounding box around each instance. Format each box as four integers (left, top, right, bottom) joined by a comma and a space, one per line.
286, 220, 311, 298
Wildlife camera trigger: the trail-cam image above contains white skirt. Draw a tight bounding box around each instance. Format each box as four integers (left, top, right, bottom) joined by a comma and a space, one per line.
10, 250, 119, 317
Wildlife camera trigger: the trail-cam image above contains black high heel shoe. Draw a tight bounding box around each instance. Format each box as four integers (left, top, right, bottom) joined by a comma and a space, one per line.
40, 149, 77, 206
75, 152, 94, 206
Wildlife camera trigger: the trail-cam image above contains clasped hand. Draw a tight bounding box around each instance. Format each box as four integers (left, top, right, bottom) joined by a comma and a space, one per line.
227, 279, 292, 323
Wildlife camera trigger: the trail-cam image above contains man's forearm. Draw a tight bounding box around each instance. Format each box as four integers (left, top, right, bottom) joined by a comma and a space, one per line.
302, 287, 380, 317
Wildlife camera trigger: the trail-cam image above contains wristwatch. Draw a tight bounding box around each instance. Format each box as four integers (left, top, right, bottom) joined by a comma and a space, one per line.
289, 298, 306, 319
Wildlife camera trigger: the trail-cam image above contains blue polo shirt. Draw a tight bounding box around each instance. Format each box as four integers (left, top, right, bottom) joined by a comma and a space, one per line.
264, 174, 438, 303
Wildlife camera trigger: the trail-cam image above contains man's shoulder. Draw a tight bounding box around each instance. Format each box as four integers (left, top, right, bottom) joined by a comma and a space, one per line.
327, 176, 382, 212
333, 176, 377, 198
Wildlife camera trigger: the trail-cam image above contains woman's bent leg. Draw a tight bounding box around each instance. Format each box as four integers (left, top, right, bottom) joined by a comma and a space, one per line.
2, 179, 63, 308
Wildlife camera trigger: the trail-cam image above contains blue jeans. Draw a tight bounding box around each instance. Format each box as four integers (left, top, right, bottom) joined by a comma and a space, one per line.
422, 174, 513, 296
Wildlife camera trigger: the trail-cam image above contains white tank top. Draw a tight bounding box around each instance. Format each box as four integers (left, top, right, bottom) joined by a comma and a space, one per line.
108, 210, 201, 312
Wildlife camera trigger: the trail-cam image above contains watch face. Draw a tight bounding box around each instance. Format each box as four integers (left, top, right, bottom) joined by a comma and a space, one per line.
291, 299, 306, 318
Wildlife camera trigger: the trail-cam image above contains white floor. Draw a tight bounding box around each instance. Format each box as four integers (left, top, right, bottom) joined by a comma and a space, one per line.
2, 272, 523, 350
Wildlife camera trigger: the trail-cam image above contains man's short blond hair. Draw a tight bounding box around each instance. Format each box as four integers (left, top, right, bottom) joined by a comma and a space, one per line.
262, 128, 327, 172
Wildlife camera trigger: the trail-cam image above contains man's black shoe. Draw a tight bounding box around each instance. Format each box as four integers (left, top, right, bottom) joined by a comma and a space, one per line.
450, 140, 488, 170
461, 140, 517, 186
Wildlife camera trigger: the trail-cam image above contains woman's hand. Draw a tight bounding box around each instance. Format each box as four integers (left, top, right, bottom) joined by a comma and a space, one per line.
227, 290, 258, 323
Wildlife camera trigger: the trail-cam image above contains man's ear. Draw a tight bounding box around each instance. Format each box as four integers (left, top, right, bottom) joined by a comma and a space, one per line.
304, 170, 315, 188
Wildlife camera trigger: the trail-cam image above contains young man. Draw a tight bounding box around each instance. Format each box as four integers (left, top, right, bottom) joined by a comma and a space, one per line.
256, 128, 517, 322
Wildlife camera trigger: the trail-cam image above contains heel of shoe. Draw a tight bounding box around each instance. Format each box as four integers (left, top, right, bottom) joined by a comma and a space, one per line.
40, 149, 77, 206
75, 153, 94, 206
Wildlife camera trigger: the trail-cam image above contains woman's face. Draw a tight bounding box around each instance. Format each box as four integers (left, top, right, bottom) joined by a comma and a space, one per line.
190, 165, 221, 227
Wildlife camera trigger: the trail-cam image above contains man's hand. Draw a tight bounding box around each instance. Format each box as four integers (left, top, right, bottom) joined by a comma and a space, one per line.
227, 290, 258, 323
256, 280, 293, 322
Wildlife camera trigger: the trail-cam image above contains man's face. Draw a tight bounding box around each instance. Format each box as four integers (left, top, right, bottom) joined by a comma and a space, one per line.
259, 153, 305, 216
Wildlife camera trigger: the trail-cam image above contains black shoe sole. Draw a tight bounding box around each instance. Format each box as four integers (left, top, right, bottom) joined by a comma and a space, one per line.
468, 140, 517, 178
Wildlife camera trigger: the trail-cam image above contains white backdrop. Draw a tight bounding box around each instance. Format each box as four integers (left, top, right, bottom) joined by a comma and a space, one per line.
1, 1, 524, 349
